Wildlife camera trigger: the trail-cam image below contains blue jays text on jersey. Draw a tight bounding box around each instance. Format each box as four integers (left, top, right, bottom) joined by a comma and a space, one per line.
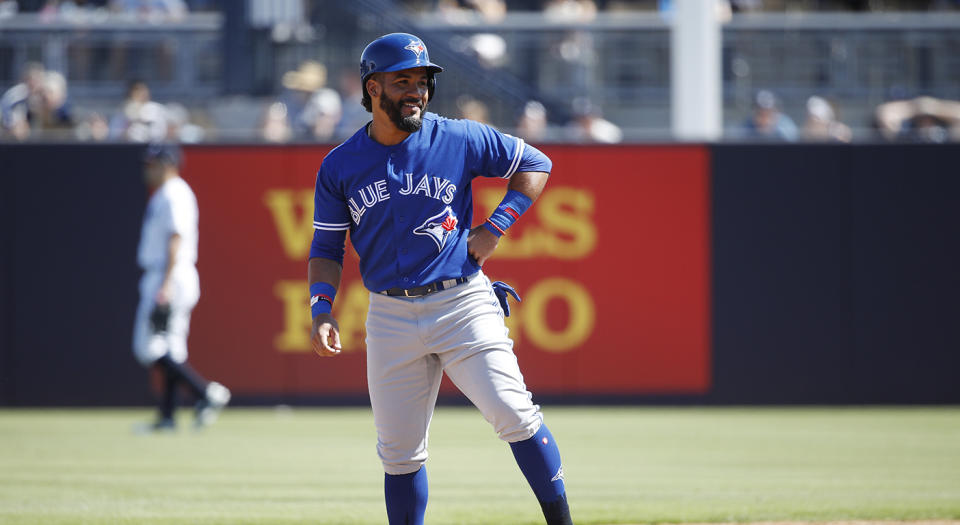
310, 112, 552, 293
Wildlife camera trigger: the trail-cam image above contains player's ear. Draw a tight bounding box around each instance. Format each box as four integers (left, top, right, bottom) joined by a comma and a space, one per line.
366, 75, 381, 98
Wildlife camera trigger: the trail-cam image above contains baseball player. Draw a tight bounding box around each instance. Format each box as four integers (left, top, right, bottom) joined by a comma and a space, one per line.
308, 34, 573, 524
134, 143, 230, 431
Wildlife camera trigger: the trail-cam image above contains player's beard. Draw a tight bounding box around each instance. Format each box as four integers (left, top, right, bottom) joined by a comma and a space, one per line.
381, 94, 425, 133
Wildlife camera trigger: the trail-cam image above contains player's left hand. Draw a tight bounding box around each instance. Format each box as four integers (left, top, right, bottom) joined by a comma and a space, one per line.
467, 225, 499, 266
311, 313, 342, 357
155, 282, 173, 305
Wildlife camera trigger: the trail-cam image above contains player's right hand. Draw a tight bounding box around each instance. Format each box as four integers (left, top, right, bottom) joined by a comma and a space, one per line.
467, 225, 500, 266
311, 313, 342, 357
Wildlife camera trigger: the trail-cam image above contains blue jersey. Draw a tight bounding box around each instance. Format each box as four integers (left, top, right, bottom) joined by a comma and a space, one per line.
310, 112, 548, 293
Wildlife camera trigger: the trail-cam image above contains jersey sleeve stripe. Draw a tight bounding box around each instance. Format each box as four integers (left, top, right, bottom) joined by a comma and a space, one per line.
502, 138, 525, 179
313, 221, 350, 231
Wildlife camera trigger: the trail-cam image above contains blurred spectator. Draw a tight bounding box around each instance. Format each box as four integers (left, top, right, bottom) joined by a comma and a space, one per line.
259, 102, 292, 143
436, 0, 506, 23
39, 0, 109, 21
2, 62, 45, 139
334, 68, 370, 139
74, 111, 110, 141
110, 0, 187, 21
250, 0, 313, 43
33, 70, 74, 135
456, 95, 490, 124
110, 80, 170, 142
1, 63, 74, 140
875, 96, 960, 143
165, 101, 204, 143
280, 60, 342, 142
452, 33, 508, 69
543, 0, 597, 22
740, 89, 798, 142
516, 100, 548, 142
801, 96, 852, 143
565, 97, 622, 143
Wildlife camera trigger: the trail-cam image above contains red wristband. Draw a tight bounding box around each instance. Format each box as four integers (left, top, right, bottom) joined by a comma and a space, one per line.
485, 218, 506, 236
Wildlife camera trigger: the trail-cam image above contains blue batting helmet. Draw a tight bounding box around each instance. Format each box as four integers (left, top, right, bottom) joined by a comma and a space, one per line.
144, 143, 182, 166
360, 33, 444, 103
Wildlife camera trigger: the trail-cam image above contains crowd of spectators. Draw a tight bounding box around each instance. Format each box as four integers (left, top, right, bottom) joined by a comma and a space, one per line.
4, 60, 960, 144
0, 62, 74, 140
733, 88, 960, 143
404, 0, 960, 15
5, 0, 957, 20
1, 0, 217, 19
3, 0, 960, 143
0, 62, 207, 142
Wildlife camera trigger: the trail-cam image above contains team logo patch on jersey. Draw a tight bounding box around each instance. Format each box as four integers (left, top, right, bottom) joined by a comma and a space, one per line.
405, 39, 426, 62
414, 206, 458, 252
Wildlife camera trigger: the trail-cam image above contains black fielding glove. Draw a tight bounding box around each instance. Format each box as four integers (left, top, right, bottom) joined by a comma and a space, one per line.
149, 303, 171, 333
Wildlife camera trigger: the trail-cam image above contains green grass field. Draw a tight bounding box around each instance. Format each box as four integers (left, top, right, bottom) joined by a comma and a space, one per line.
1, 406, 958, 525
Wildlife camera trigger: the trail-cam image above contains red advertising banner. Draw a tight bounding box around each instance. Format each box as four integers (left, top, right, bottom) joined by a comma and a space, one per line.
183, 145, 711, 397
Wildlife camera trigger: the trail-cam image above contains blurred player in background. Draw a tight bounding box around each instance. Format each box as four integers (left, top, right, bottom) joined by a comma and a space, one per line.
308, 33, 573, 524
134, 143, 230, 432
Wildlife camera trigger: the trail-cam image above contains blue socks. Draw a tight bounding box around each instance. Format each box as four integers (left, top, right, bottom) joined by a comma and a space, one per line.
510, 424, 573, 524
382, 425, 572, 525
384, 466, 428, 525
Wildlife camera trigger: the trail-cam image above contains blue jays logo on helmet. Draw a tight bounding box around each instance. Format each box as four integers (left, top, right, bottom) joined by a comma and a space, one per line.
360, 32, 443, 81
404, 39, 426, 61
414, 206, 458, 252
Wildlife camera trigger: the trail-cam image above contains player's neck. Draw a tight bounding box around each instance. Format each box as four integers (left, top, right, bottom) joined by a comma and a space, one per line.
147, 171, 178, 190
368, 117, 411, 146
158, 172, 178, 188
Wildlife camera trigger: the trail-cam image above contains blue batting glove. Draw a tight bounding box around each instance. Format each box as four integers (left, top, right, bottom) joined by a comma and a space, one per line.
491, 281, 521, 317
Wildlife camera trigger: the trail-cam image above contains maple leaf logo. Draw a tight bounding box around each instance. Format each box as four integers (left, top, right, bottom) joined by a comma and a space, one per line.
414, 206, 458, 252
441, 215, 457, 232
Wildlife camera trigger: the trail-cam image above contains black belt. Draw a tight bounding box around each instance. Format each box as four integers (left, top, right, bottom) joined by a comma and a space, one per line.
380, 275, 472, 298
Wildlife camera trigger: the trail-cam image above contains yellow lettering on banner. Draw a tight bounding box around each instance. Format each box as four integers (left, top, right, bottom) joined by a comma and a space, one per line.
275, 277, 592, 354
521, 277, 595, 353
273, 280, 312, 352
477, 187, 596, 260
263, 189, 314, 261
537, 188, 597, 259
273, 279, 369, 353
335, 281, 370, 352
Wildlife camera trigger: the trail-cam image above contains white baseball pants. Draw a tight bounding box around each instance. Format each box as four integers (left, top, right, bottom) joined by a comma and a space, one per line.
365, 271, 543, 475
132, 266, 200, 367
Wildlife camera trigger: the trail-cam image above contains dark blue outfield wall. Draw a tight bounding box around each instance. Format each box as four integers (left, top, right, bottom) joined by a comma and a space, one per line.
711, 144, 960, 404
1, 143, 958, 405
1, 145, 149, 405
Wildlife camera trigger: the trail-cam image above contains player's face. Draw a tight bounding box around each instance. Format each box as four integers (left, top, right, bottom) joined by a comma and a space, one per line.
377, 68, 429, 132
144, 160, 164, 187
